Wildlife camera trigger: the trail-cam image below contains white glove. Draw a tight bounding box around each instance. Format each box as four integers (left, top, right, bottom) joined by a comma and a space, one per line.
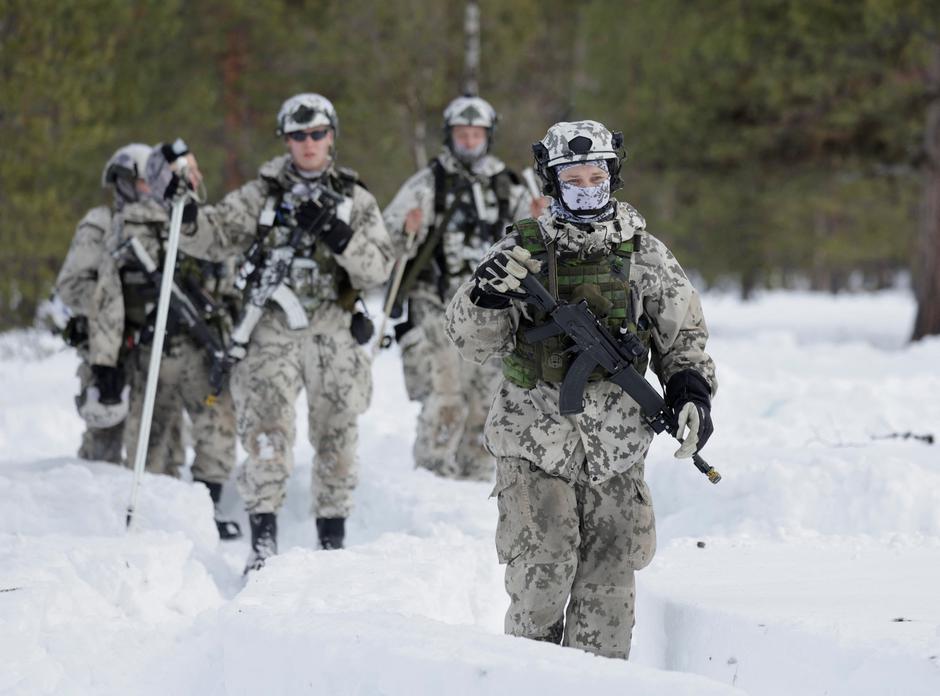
335, 196, 353, 225
77, 385, 130, 429
674, 402, 700, 459
474, 246, 541, 296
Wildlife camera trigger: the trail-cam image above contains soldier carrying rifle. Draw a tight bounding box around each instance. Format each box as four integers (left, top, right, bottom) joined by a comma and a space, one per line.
445, 119, 718, 659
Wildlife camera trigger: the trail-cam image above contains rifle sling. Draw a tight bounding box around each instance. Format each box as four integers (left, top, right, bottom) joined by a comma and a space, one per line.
392, 184, 470, 307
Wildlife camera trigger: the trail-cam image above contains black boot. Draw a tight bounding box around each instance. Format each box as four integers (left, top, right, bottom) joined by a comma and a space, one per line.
316, 517, 345, 550
244, 512, 277, 575
195, 479, 243, 541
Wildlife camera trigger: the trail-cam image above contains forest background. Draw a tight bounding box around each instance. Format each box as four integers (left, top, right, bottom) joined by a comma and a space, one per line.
2, 0, 940, 337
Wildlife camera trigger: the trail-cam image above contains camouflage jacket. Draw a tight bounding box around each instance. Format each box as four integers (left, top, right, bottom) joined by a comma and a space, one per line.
383, 148, 532, 306
55, 205, 113, 317
182, 155, 394, 335
87, 198, 232, 366
444, 201, 716, 483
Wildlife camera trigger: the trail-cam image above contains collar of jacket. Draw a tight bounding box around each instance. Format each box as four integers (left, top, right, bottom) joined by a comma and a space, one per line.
123, 197, 170, 224
258, 154, 341, 191
435, 147, 506, 179
537, 200, 647, 256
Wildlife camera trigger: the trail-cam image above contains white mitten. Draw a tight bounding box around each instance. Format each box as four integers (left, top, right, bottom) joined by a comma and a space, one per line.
674, 402, 700, 459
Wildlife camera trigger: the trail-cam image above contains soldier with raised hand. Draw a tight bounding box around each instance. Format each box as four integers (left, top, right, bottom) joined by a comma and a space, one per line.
179, 94, 394, 572
54, 143, 177, 465
382, 95, 542, 481
444, 120, 717, 659
89, 140, 242, 540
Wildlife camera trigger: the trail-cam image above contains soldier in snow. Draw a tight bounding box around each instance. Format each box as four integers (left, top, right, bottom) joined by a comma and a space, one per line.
54, 143, 181, 469
444, 120, 717, 659
179, 94, 394, 572
382, 95, 542, 481
89, 141, 241, 539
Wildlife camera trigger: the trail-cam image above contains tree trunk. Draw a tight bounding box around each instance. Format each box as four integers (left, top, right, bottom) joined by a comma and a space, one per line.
221, 23, 247, 193
463, 1, 480, 96
912, 44, 940, 340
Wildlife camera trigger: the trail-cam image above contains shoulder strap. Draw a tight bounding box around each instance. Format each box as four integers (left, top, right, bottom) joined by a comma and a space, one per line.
430, 158, 448, 216
335, 166, 364, 194
491, 170, 515, 229
513, 218, 544, 255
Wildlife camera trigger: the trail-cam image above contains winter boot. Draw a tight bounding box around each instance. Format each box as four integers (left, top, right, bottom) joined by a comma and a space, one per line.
195, 479, 242, 540
244, 512, 278, 575
316, 517, 345, 550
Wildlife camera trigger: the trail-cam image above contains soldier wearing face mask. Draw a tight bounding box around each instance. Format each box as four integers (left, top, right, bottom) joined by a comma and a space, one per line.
382, 96, 543, 481
445, 120, 717, 659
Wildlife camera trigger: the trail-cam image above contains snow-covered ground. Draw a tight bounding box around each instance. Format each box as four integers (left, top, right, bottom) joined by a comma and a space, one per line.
2, 288, 938, 695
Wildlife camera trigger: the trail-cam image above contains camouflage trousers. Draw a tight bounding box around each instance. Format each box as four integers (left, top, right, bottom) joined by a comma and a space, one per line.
75, 358, 124, 464
402, 298, 499, 481
492, 457, 657, 659
230, 311, 372, 517
124, 337, 236, 483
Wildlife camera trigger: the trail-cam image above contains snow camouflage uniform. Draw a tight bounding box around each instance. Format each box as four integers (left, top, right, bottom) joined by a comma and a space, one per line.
89, 197, 236, 485
56, 205, 127, 463
55, 144, 183, 466
383, 146, 532, 480
445, 125, 716, 658
179, 154, 393, 519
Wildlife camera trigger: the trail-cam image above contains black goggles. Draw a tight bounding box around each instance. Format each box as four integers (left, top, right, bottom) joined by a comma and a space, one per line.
105, 163, 136, 184
287, 128, 331, 143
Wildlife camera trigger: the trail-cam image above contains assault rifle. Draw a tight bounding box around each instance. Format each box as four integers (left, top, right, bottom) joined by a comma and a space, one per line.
516, 273, 721, 484
125, 237, 228, 398
227, 182, 343, 362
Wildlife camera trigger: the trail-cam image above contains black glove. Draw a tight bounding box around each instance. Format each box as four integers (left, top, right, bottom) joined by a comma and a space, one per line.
350, 311, 374, 345
62, 316, 89, 347
160, 138, 189, 164
319, 219, 354, 254
294, 199, 329, 234
91, 364, 126, 405
294, 199, 354, 254
469, 246, 540, 309
664, 369, 714, 451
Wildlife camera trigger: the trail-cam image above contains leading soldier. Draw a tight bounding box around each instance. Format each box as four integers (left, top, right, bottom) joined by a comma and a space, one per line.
444, 120, 717, 659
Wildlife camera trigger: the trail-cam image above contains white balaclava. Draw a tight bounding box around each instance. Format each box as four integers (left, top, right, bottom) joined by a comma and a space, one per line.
452, 138, 487, 165
552, 159, 613, 221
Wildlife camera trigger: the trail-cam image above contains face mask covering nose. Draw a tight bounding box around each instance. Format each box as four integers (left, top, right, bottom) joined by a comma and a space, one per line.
559, 177, 611, 214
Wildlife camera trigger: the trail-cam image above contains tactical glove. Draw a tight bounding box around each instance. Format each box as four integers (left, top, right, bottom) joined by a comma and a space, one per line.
294, 198, 328, 233
91, 364, 126, 405
664, 369, 713, 458
78, 365, 129, 428
295, 198, 355, 254
469, 246, 541, 308
62, 315, 89, 348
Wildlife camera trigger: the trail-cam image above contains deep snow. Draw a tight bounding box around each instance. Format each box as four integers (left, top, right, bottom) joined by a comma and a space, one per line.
1, 288, 938, 695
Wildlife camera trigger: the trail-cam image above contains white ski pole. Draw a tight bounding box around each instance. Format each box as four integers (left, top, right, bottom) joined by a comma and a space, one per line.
126, 184, 189, 529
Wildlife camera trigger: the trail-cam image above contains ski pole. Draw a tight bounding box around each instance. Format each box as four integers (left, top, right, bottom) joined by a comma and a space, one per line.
373, 226, 418, 355
126, 178, 190, 529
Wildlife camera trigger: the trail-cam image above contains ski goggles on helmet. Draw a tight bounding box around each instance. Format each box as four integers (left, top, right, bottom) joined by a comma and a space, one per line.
286, 128, 332, 142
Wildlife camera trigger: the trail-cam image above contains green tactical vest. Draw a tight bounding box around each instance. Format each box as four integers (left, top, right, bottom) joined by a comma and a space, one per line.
502, 218, 653, 389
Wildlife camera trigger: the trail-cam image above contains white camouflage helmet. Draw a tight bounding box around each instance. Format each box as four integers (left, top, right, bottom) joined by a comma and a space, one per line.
101, 143, 152, 188
532, 120, 626, 195
101, 143, 152, 204
276, 93, 338, 136
443, 95, 497, 129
